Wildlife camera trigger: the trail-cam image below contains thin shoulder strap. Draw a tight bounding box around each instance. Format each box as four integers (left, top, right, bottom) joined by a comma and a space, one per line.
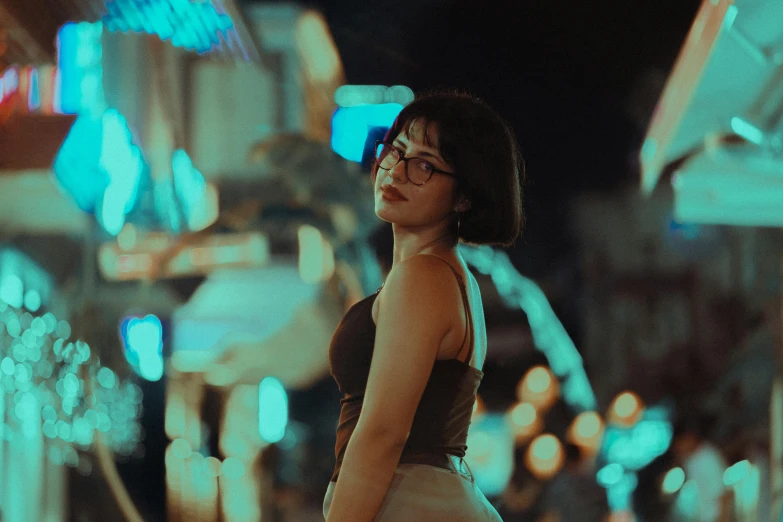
419, 254, 475, 365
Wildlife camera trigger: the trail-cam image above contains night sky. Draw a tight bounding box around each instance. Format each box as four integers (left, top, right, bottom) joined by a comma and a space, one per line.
300, 0, 701, 274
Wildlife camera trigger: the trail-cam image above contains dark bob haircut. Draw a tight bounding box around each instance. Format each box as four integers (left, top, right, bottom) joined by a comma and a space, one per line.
371, 90, 526, 247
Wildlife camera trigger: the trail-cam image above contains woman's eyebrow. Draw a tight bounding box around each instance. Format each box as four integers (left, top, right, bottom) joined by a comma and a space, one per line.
392, 139, 445, 162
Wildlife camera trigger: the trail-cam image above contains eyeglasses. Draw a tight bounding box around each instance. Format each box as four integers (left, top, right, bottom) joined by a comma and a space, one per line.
374, 141, 457, 186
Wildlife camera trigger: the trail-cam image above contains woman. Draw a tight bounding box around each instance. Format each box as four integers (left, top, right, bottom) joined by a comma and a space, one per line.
324, 90, 525, 521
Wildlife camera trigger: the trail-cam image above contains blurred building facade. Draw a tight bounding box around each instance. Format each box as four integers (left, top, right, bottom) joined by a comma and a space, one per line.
0, 2, 360, 521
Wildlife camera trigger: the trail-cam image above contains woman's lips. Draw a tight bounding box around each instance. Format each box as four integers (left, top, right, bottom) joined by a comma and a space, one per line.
381, 186, 407, 201
381, 191, 406, 202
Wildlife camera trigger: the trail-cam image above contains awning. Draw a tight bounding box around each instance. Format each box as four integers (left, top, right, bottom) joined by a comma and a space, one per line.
171, 263, 338, 390
0, 0, 258, 71
640, 0, 783, 195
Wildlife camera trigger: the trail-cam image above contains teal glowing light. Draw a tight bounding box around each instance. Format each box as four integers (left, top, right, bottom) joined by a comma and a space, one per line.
23, 290, 41, 312
607, 472, 637, 512
723, 459, 751, 487
662, 467, 686, 494
335, 85, 414, 107
121, 314, 164, 381
54, 109, 145, 234
56, 22, 104, 115
723, 5, 739, 30
730, 117, 764, 145
1, 302, 144, 458
464, 413, 515, 497
331, 104, 403, 162
258, 376, 288, 444
56, 23, 80, 114
460, 245, 598, 413
54, 114, 104, 212
102, 0, 235, 54
1, 357, 15, 375
99, 110, 145, 235
172, 149, 208, 231
0, 274, 24, 308
97, 367, 117, 389
597, 463, 624, 487
600, 406, 672, 470
28, 68, 40, 110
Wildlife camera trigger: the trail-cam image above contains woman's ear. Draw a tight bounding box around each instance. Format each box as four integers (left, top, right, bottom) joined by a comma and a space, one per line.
454, 196, 472, 214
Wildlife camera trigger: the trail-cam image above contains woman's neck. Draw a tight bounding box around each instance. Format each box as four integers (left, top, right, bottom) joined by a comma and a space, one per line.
391, 228, 457, 266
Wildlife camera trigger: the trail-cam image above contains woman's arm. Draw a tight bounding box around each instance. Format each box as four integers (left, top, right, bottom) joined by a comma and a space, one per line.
325, 255, 457, 521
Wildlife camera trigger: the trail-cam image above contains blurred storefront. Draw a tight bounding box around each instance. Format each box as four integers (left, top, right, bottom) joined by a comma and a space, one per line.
0, 1, 365, 521
632, 0, 783, 519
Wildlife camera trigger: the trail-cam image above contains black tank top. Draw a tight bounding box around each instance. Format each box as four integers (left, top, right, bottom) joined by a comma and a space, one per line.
329, 255, 483, 482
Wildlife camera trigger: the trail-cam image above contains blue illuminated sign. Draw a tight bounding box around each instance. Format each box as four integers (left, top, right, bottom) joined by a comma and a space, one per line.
331, 103, 403, 163
102, 0, 235, 54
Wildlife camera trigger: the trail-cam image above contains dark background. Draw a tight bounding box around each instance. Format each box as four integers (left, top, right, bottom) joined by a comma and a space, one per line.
295, 0, 701, 277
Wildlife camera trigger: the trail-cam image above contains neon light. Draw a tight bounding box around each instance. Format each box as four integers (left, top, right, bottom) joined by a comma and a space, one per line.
103, 0, 235, 54
172, 149, 209, 231
2, 68, 18, 99
723, 5, 739, 31
0, 274, 24, 308
56, 23, 80, 114
99, 110, 145, 235
662, 467, 685, 494
121, 314, 165, 381
601, 406, 673, 470
28, 68, 40, 110
0, 67, 20, 108
597, 463, 624, 487
723, 460, 751, 486
460, 244, 598, 412
331, 104, 403, 162
54, 108, 144, 233
730, 117, 764, 145
258, 377, 288, 443
335, 85, 414, 107
23, 290, 42, 312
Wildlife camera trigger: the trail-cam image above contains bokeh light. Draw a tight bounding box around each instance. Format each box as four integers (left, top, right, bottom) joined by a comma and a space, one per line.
517, 365, 559, 412
662, 467, 686, 494
723, 459, 751, 487
506, 401, 541, 442
609, 391, 644, 427
568, 411, 605, 454
525, 433, 564, 480
597, 463, 624, 487
258, 376, 288, 444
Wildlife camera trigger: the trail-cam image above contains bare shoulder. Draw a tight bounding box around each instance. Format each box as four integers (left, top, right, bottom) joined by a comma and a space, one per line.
382, 254, 459, 301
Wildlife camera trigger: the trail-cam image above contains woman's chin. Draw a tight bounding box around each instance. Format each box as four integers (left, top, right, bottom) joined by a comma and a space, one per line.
374, 206, 397, 222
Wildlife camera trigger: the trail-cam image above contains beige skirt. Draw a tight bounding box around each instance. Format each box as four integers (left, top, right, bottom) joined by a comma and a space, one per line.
323, 460, 503, 521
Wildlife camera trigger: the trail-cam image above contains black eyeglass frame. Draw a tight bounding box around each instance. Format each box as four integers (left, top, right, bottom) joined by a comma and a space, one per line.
374, 141, 458, 186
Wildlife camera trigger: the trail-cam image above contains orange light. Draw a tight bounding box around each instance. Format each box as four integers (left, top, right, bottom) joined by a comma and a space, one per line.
609, 391, 644, 427
532, 434, 558, 460
517, 365, 559, 412
511, 403, 537, 428
567, 411, 605, 454
615, 393, 638, 417
525, 434, 564, 480
575, 411, 603, 439
527, 367, 552, 393
506, 401, 542, 443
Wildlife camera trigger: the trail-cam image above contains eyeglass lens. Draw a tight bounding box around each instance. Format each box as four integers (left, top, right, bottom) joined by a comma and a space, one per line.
375, 143, 433, 185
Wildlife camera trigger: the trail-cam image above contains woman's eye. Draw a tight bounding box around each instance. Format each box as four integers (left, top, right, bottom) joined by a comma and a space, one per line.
418, 161, 434, 173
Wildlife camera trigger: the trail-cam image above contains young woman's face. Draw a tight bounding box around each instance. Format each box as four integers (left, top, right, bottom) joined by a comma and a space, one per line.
374, 120, 460, 229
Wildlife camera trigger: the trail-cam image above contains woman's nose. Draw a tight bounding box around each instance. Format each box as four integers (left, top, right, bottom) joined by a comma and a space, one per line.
389, 160, 407, 183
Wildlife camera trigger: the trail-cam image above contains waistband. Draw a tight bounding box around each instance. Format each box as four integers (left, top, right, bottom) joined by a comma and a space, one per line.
398, 452, 473, 479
